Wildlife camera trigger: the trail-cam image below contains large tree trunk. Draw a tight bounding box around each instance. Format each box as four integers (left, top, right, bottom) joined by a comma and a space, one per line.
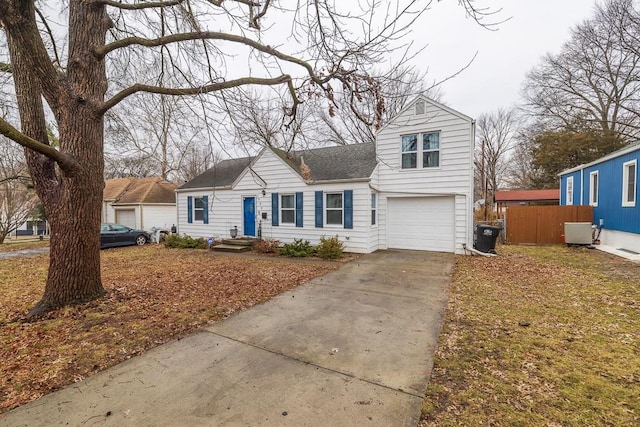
3, 1, 109, 317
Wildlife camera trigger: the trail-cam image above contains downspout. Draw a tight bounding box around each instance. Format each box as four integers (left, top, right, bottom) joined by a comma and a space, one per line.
468, 120, 476, 252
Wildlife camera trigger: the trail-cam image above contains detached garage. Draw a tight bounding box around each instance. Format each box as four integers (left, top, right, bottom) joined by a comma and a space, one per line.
115, 209, 136, 229
387, 196, 456, 252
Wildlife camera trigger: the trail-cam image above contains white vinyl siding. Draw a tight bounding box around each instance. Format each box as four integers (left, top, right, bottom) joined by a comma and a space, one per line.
622, 160, 636, 207
176, 96, 474, 255
177, 149, 372, 252
376, 97, 473, 254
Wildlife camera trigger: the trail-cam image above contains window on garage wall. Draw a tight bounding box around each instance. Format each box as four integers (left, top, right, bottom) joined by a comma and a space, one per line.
401, 132, 440, 169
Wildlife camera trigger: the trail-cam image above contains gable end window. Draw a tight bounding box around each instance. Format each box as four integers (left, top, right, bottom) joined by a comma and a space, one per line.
566, 176, 574, 206
589, 171, 598, 206
622, 160, 637, 207
401, 132, 440, 169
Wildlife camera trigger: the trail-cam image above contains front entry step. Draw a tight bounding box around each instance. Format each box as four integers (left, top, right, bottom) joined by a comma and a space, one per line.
212, 244, 252, 252
220, 238, 256, 247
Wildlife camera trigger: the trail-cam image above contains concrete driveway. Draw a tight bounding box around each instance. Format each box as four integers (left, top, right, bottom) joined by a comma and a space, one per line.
0, 250, 453, 427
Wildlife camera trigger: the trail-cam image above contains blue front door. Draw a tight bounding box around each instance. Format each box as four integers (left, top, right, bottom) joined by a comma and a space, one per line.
243, 197, 256, 237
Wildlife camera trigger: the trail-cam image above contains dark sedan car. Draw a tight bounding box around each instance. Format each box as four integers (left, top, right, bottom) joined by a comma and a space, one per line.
100, 223, 150, 249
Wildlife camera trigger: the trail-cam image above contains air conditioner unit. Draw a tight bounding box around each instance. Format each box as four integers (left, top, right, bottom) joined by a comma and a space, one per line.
564, 222, 592, 245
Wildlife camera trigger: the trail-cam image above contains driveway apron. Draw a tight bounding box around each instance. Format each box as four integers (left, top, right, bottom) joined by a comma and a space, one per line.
0, 250, 453, 427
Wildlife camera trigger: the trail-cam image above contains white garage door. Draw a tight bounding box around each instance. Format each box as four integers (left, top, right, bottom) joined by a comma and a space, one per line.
115, 209, 136, 228
387, 196, 455, 252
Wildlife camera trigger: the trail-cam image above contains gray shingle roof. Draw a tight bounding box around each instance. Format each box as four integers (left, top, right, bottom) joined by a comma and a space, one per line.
178, 157, 254, 189
288, 143, 377, 181
179, 143, 377, 190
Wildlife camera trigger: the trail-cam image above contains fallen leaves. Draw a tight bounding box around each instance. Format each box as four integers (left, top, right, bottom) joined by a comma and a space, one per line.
421, 245, 640, 426
0, 245, 337, 413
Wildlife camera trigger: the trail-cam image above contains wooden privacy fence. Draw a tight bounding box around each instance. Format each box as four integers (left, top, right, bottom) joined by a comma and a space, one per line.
505, 205, 593, 244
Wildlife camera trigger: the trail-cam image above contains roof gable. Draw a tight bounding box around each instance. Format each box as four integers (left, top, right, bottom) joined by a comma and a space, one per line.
178, 156, 254, 190
380, 95, 473, 134
106, 177, 177, 205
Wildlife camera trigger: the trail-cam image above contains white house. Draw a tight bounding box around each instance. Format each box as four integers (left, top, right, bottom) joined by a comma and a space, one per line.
102, 177, 177, 231
176, 96, 475, 254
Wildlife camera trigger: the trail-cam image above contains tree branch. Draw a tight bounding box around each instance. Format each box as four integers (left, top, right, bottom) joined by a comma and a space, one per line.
100, 75, 292, 113
0, 62, 11, 73
97, 0, 186, 10
0, 118, 80, 173
94, 31, 320, 81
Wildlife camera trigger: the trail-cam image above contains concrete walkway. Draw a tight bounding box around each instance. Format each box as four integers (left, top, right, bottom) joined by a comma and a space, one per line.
0, 247, 49, 260
0, 250, 453, 427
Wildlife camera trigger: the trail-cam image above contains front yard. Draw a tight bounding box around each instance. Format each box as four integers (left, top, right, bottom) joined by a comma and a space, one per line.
421, 245, 640, 426
2, 242, 638, 424
0, 245, 337, 413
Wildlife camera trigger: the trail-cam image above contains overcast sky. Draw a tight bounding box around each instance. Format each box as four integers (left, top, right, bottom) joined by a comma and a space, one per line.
412, 0, 599, 119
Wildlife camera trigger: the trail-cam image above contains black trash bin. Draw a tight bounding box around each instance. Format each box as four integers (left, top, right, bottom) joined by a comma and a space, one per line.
474, 224, 502, 254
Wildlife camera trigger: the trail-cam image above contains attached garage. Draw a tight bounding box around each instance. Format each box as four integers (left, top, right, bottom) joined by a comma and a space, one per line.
115, 209, 136, 228
387, 196, 455, 252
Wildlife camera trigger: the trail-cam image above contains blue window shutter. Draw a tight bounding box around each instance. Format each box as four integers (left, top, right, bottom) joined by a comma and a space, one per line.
272, 192, 279, 226
295, 192, 303, 227
315, 191, 323, 228
344, 190, 353, 229
202, 195, 209, 224
187, 196, 193, 224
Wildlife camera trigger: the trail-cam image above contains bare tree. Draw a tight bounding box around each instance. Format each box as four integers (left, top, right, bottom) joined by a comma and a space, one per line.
0, 1, 492, 317
0, 137, 38, 244
105, 93, 215, 180
319, 65, 443, 145
474, 108, 518, 205
523, 0, 640, 141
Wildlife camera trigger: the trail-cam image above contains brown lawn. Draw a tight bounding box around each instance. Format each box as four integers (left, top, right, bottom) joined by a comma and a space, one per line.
421, 245, 640, 426
0, 245, 338, 413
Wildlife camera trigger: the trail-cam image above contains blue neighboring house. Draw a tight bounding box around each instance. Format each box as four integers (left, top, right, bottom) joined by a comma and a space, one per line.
559, 143, 640, 254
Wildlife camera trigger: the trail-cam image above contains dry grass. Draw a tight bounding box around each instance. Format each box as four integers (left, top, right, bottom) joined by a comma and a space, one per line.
0, 245, 337, 413
421, 245, 640, 426
0, 240, 49, 252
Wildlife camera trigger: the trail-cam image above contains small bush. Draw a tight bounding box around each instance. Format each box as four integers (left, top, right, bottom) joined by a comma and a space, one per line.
279, 238, 316, 257
164, 234, 207, 249
316, 235, 344, 259
254, 238, 280, 254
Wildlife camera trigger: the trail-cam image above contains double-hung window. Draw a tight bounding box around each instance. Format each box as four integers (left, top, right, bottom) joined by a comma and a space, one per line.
371, 193, 377, 226
566, 177, 574, 205
280, 194, 295, 224
194, 197, 204, 221
401, 135, 418, 168
422, 133, 440, 167
326, 193, 343, 225
623, 160, 637, 207
589, 171, 599, 206
401, 132, 440, 169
